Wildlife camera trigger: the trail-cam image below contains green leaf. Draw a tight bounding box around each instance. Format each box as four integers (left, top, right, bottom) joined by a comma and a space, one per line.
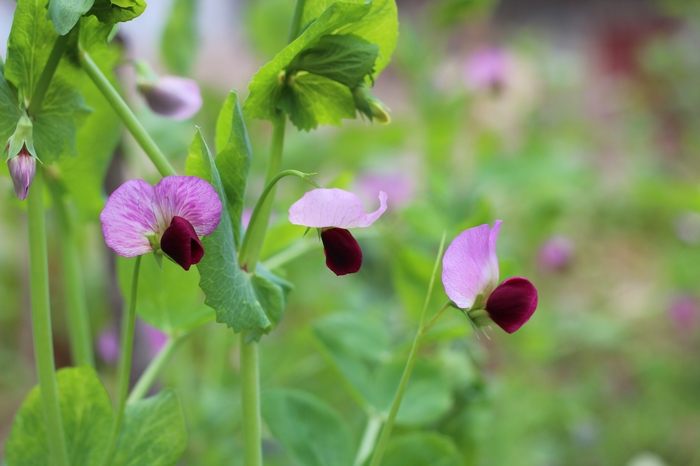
160, 0, 197, 75
6, 366, 113, 466
382, 432, 464, 466
0, 71, 22, 151
117, 255, 214, 334
186, 129, 272, 334
112, 390, 188, 466
261, 389, 354, 466
47, 0, 96, 35
87, 0, 146, 25
214, 91, 252, 247
288, 34, 379, 88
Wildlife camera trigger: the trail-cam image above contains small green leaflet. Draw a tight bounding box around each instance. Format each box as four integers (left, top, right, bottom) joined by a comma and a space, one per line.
87, 0, 146, 25
47, 0, 96, 35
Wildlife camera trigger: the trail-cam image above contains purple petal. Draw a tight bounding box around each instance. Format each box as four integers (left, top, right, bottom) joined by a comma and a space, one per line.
464, 47, 509, 92
288, 188, 388, 229
321, 228, 362, 275
442, 221, 502, 309
97, 328, 119, 364
7, 147, 36, 201
139, 76, 202, 120
155, 176, 222, 236
161, 216, 204, 271
139, 320, 168, 357
100, 179, 160, 257
485, 277, 538, 333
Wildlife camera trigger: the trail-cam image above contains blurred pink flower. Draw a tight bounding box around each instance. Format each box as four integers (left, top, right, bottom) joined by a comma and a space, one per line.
100, 176, 222, 271
356, 172, 415, 208
442, 221, 538, 333
538, 236, 575, 272
667, 294, 699, 332
140, 321, 168, 357
288, 188, 387, 275
464, 47, 509, 93
138, 76, 202, 120
97, 328, 119, 364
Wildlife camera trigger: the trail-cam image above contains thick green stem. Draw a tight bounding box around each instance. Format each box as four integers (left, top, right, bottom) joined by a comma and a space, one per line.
241, 332, 262, 466
27, 33, 70, 115
354, 415, 382, 466
369, 233, 447, 466
239, 169, 313, 270
47, 178, 94, 368
288, 0, 308, 43
78, 51, 177, 178
101, 256, 142, 466
28, 168, 70, 466
126, 332, 191, 404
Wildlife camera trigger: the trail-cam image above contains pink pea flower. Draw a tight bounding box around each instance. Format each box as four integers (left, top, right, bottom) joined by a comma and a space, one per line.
140, 321, 168, 357
288, 188, 388, 276
137, 76, 203, 120
100, 176, 222, 271
7, 145, 37, 201
97, 327, 119, 364
442, 221, 538, 333
464, 47, 509, 94
538, 236, 575, 272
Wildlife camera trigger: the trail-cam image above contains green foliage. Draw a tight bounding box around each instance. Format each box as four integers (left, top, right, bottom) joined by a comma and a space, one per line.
382, 433, 464, 466
245, 0, 398, 130
87, 0, 147, 25
261, 389, 354, 466
0, 70, 22, 151
47, 0, 96, 35
160, 0, 198, 75
214, 91, 252, 247
6, 366, 113, 466
117, 255, 214, 334
111, 391, 188, 466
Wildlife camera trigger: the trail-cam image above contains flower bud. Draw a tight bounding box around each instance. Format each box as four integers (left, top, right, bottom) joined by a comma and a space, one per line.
135, 61, 202, 120
7, 146, 36, 201
352, 85, 391, 124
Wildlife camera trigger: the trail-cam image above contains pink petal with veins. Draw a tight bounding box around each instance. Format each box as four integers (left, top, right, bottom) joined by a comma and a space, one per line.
288, 188, 387, 229
155, 176, 222, 236
442, 221, 502, 309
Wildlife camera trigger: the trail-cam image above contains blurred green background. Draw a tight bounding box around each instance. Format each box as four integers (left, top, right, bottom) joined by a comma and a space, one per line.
1, 0, 700, 465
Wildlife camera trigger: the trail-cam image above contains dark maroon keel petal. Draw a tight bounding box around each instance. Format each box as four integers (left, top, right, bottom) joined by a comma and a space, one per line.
320, 228, 363, 276
160, 216, 204, 271
485, 277, 538, 333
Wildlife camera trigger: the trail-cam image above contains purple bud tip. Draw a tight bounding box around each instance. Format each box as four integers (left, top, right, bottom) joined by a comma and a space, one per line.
7, 147, 36, 201
485, 277, 538, 333
160, 216, 204, 271
321, 228, 363, 276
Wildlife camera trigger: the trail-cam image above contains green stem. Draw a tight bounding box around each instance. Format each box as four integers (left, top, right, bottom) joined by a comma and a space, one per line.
46, 177, 95, 368
288, 0, 308, 43
241, 332, 262, 466
78, 51, 177, 178
28, 33, 70, 116
421, 301, 452, 336
239, 169, 313, 270
126, 332, 191, 404
354, 415, 382, 466
369, 232, 447, 466
28, 168, 70, 466
101, 256, 142, 466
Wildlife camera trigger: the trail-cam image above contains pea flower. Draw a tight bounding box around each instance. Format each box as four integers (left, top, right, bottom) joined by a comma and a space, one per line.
100, 176, 222, 271
5, 114, 39, 201
135, 61, 202, 120
442, 221, 538, 333
288, 188, 388, 276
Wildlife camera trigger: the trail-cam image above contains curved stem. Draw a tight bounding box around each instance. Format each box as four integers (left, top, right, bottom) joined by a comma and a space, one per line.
78, 50, 177, 178
238, 115, 286, 272
28, 168, 70, 466
101, 256, 142, 466
288, 0, 308, 43
241, 332, 262, 466
126, 332, 191, 404
354, 415, 382, 466
239, 169, 313, 270
421, 301, 452, 336
369, 232, 447, 466
47, 177, 95, 368
28, 33, 70, 115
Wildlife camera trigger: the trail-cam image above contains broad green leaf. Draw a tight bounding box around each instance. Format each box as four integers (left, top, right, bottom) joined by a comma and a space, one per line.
0, 71, 22, 151
288, 34, 379, 88
87, 0, 146, 25
244, 1, 370, 123
117, 255, 214, 334
214, 91, 252, 247
382, 432, 464, 466
261, 389, 354, 466
186, 129, 271, 334
57, 16, 122, 219
245, 263, 293, 341
160, 0, 197, 75
112, 390, 188, 466
47, 0, 96, 35
6, 366, 113, 466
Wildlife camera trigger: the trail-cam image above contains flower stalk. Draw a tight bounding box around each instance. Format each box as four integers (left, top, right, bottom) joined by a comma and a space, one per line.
28, 167, 70, 466
241, 331, 263, 466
